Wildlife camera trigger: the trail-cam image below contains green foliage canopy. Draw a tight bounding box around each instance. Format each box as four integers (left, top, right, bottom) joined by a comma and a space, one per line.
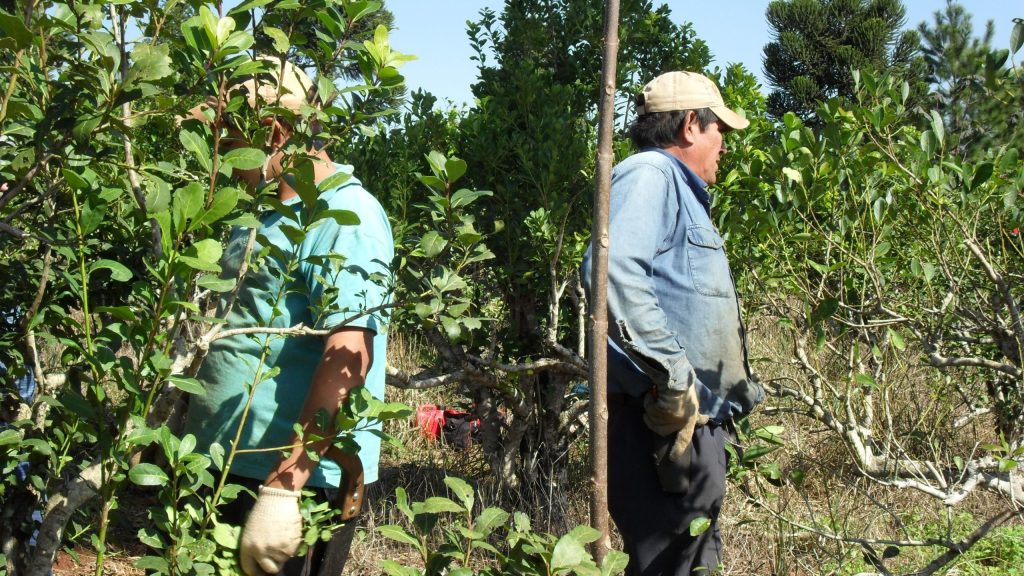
762, 0, 924, 123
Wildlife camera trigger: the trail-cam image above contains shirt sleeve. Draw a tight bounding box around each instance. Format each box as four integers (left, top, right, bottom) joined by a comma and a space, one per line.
598, 160, 699, 393
300, 207, 394, 334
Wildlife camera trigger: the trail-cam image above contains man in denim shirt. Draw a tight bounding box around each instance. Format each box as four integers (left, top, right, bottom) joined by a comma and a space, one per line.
582, 71, 764, 575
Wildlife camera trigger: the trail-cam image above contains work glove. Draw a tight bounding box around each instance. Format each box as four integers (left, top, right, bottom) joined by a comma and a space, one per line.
240, 486, 303, 575
644, 384, 708, 493
643, 382, 703, 437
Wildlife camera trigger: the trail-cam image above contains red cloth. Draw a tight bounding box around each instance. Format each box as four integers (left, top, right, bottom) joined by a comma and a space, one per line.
416, 404, 444, 439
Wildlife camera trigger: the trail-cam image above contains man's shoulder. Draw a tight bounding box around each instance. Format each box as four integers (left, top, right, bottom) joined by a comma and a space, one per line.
313, 168, 393, 249
320, 169, 387, 217
617, 149, 677, 171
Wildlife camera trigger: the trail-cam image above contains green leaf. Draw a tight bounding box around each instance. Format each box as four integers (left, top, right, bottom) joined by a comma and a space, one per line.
689, 516, 711, 537
174, 182, 206, 230
124, 424, 159, 447
320, 209, 360, 226
129, 463, 169, 486
0, 429, 22, 446
782, 167, 802, 184
929, 110, 944, 148
21, 438, 52, 456
971, 162, 993, 191
888, 328, 906, 351
377, 525, 420, 548
178, 434, 196, 459
127, 43, 173, 84
475, 507, 509, 537
412, 497, 463, 514
211, 521, 240, 549
179, 239, 224, 273
601, 550, 630, 576
209, 442, 225, 471
810, 297, 838, 324
920, 130, 936, 157
79, 198, 106, 235
228, 0, 275, 14
263, 26, 290, 53
138, 527, 165, 549
420, 231, 447, 257
180, 130, 212, 172
94, 306, 137, 322
742, 444, 780, 462
753, 425, 785, 444
318, 170, 353, 192
425, 150, 447, 178
226, 214, 263, 228
195, 187, 241, 229
444, 157, 468, 183
345, 1, 384, 23
550, 529, 590, 571
197, 274, 236, 292
198, 6, 219, 44
450, 188, 492, 209
62, 169, 90, 190
215, 15, 235, 46
89, 259, 133, 282
444, 476, 474, 512
168, 375, 206, 396
1011, 19, 1023, 55
0, 10, 33, 50
134, 556, 170, 572
222, 147, 266, 171
854, 373, 876, 388
378, 560, 421, 576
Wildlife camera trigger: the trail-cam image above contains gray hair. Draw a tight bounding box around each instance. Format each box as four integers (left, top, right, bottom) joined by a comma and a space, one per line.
629, 106, 718, 149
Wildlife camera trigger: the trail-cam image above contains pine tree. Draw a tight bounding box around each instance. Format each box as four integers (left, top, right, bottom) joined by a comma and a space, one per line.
762, 0, 923, 122
918, 1, 1024, 158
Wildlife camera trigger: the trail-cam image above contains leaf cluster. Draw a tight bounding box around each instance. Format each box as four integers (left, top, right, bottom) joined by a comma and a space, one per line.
378, 476, 629, 576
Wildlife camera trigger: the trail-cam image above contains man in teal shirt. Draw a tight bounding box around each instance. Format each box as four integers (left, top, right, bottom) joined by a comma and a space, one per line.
182, 57, 393, 575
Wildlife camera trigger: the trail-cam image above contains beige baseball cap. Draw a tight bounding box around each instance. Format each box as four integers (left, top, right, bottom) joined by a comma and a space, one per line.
183, 56, 316, 124
636, 71, 750, 131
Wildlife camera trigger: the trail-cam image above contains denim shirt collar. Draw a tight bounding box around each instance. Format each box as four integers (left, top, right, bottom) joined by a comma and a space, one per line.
641, 147, 711, 217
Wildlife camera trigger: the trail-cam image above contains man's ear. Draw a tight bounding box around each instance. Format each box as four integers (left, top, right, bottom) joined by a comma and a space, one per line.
676, 111, 698, 145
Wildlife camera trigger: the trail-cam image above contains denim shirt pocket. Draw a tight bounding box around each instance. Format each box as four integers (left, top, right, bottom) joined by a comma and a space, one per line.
686, 225, 734, 299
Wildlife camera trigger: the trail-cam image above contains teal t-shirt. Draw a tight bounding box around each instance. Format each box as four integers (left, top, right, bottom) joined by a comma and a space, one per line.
185, 165, 393, 488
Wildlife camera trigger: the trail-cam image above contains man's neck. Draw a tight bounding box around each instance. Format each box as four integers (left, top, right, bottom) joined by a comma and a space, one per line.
277, 149, 336, 201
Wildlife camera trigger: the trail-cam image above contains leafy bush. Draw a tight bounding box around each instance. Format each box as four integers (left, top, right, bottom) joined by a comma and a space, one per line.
377, 476, 628, 576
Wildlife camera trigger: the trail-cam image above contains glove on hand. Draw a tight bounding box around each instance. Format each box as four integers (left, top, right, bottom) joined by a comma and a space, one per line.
645, 385, 709, 493
643, 382, 703, 437
240, 486, 303, 576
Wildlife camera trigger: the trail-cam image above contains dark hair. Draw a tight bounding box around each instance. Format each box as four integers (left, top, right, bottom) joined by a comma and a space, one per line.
629, 103, 719, 149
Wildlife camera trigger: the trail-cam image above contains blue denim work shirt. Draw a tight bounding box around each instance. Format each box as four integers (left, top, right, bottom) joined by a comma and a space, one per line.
582, 149, 764, 421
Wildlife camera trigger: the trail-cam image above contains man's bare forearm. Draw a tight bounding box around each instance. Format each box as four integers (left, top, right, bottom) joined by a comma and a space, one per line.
264, 328, 374, 491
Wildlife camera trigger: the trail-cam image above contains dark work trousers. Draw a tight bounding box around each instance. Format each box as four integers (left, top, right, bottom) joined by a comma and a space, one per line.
218, 473, 360, 576
607, 396, 732, 576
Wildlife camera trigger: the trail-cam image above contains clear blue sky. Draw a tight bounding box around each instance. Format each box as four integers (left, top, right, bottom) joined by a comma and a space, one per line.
386, 1, 1018, 107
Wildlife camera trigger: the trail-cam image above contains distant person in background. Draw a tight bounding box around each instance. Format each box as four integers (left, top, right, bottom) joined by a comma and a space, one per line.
0, 307, 50, 576
582, 71, 764, 575
181, 58, 393, 575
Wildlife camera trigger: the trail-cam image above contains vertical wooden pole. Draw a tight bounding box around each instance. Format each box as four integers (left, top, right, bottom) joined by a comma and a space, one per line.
589, 0, 621, 565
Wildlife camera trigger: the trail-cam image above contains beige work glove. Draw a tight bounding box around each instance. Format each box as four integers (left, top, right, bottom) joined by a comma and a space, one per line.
644, 384, 709, 493
240, 486, 303, 576
643, 382, 704, 438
